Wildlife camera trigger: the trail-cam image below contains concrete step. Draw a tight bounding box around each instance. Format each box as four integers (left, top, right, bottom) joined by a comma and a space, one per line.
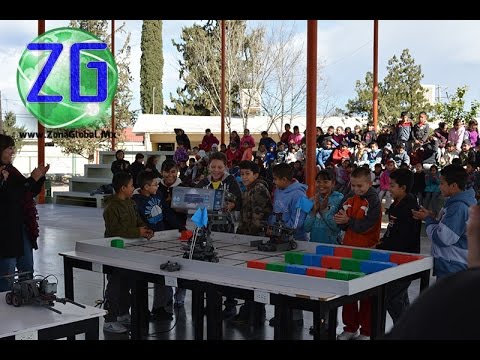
99, 150, 174, 166
69, 177, 111, 192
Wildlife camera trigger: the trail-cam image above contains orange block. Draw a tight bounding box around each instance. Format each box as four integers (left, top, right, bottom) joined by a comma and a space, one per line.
306, 267, 327, 278
321, 256, 342, 269
390, 253, 423, 265
247, 260, 268, 270
334, 247, 353, 258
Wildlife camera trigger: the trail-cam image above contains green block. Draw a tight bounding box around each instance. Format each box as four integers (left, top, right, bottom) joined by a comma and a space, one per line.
347, 272, 366, 280
110, 238, 124, 249
352, 249, 371, 260
341, 258, 362, 272
284, 251, 305, 265
326, 269, 350, 281
266, 262, 286, 272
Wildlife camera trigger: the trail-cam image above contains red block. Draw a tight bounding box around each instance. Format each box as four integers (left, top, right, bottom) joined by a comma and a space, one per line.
179, 230, 193, 241
306, 267, 327, 278
321, 256, 342, 269
390, 253, 423, 265
334, 247, 353, 258
247, 260, 268, 270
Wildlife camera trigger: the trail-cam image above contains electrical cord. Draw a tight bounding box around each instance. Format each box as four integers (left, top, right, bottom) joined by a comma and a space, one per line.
146, 306, 181, 337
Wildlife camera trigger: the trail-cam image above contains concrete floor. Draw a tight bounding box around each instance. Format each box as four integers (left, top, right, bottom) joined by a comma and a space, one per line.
32, 204, 434, 340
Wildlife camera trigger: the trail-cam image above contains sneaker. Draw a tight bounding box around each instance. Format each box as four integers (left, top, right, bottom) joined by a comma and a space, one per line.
103, 321, 128, 334
337, 331, 358, 340
222, 306, 238, 319
117, 313, 131, 325
150, 307, 173, 321
354, 334, 370, 340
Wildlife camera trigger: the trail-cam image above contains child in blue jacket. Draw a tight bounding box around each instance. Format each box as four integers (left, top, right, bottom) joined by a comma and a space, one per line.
304, 169, 344, 243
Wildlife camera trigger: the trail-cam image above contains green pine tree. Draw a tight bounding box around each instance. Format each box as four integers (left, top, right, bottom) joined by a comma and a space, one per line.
2, 111, 26, 151
51, 20, 134, 161
140, 20, 163, 115
434, 86, 480, 126
346, 49, 433, 126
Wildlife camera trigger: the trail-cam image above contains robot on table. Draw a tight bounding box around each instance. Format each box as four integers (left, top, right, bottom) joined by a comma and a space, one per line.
3, 272, 85, 314
172, 187, 237, 263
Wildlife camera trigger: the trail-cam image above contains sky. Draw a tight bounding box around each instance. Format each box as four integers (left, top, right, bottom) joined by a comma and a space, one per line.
1, 20, 480, 130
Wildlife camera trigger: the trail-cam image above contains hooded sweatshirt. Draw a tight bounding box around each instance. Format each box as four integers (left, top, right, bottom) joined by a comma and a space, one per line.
304, 191, 344, 244
103, 195, 146, 238
339, 187, 382, 248
132, 192, 184, 232
269, 180, 308, 241
425, 187, 477, 277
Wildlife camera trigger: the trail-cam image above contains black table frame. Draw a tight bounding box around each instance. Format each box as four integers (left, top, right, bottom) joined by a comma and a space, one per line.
62, 254, 430, 340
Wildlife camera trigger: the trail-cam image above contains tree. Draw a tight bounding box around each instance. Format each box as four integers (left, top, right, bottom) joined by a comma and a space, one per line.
434, 86, 480, 126
140, 20, 163, 115
166, 20, 265, 132
52, 20, 133, 162
2, 111, 26, 151
260, 21, 307, 136
346, 49, 433, 126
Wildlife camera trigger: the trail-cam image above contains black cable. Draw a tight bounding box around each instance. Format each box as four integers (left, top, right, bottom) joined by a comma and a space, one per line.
94, 274, 106, 308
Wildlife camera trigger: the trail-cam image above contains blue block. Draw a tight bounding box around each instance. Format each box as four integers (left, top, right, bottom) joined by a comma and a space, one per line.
369, 251, 391, 263
303, 254, 322, 267
315, 245, 335, 256
360, 260, 397, 274
286, 264, 307, 275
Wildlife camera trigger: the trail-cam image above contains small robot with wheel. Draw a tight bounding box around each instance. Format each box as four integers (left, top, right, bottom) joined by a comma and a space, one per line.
257, 213, 298, 252
3, 272, 85, 314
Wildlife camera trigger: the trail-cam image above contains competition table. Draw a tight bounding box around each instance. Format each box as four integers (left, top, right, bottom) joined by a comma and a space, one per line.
59, 230, 432, 340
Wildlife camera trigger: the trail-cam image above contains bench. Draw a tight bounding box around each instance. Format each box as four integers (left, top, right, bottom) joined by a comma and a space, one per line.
53, 191, 110, 208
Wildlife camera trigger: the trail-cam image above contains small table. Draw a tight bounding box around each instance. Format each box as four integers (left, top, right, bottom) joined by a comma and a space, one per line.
0, 292, 106, 340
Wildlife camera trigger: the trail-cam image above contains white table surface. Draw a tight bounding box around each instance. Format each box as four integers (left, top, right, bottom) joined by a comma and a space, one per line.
0, 292, 106, 339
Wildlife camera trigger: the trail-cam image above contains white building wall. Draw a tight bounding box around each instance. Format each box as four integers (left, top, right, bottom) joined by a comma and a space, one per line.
13, 141, 145, 176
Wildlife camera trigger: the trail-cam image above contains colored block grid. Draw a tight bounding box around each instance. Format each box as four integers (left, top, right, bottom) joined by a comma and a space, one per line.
265, 262, 286, 272
326, 269, 366, 280
286, 264, 308, 275
284, 251, 305, 265
341, 258, 362, 272
351, 249, 371, 260
246, 260, 267, 270
390, 253, 423, 265
348, 271, 366, 279
360, 260, 397, 274
306, 267, 327, 278
369, 250, 391, 262
321, 256, 342, 269
334, 247, 353, 258
303, 254, 322, 267
316, 245, 335, 256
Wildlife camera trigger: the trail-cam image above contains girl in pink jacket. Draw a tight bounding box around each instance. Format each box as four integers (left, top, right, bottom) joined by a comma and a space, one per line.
378, 160, 396, 211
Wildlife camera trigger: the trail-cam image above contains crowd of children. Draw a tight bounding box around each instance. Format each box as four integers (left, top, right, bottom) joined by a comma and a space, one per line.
103, 113, 478, 339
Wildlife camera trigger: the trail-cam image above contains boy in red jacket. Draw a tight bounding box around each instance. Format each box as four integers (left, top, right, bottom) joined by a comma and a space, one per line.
334, 166, 382, 340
